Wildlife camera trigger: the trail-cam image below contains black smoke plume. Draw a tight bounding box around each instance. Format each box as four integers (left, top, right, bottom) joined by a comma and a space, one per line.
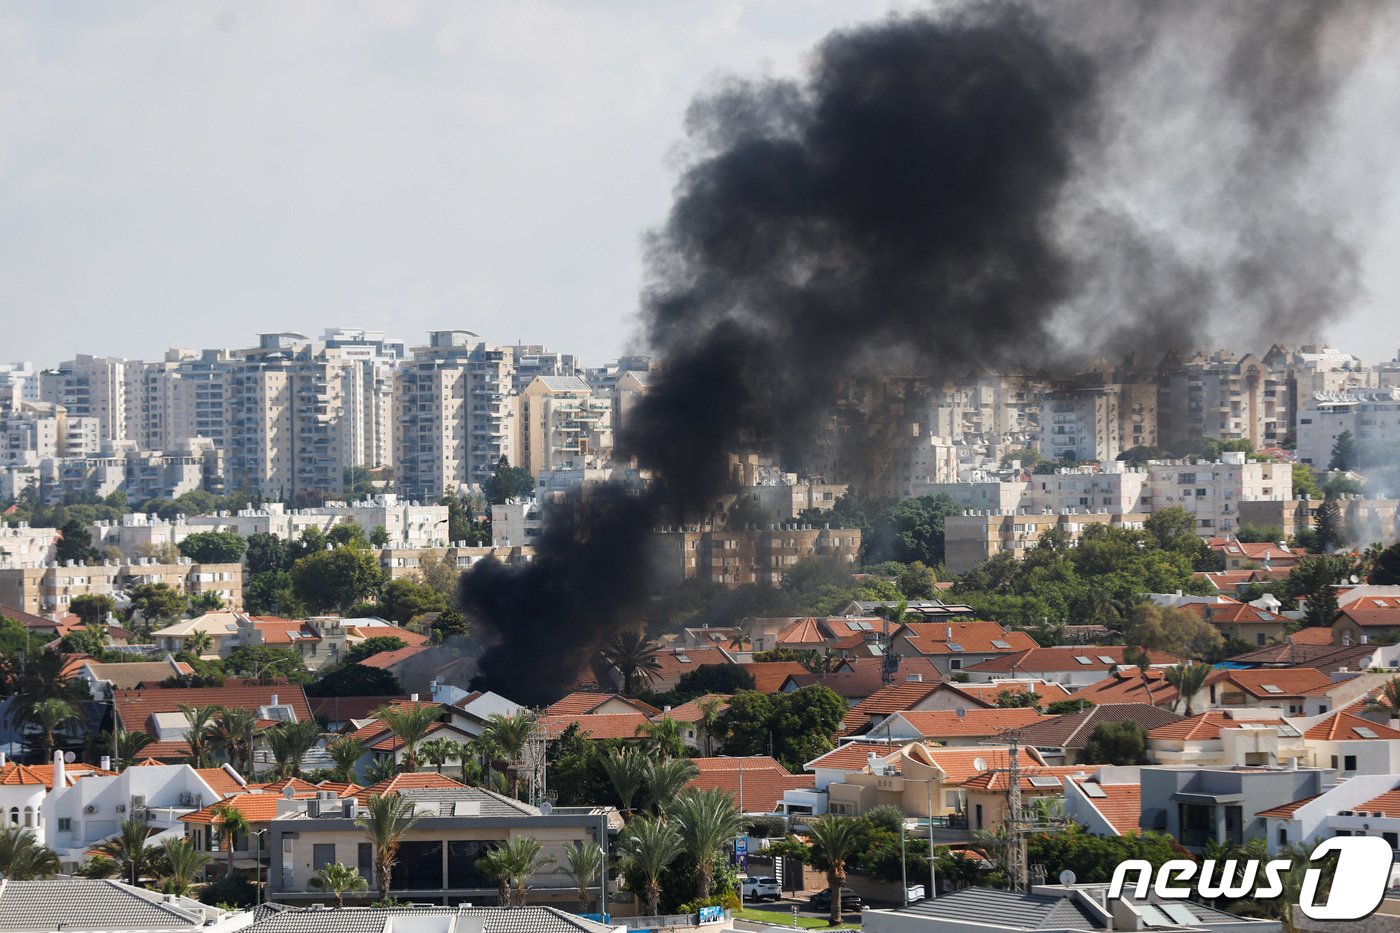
462, 0, 1389, 706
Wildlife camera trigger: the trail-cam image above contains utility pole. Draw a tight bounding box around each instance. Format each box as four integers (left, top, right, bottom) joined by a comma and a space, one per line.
1005, 732, 1027, 893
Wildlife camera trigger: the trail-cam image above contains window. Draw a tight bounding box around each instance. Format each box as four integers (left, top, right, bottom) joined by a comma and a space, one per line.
1257, 634, 1267, 646
358, 843, 373, 874
313, 844, 336, 871
1279, 826, 1288, 847
1344, 755, 1358, 772
391, 840, 443, 890
58, 818, 72, 832
949, 659, 961, 670
448, 841, 504, 889
975, 804, 983, 829
1331, 756, 1339, 770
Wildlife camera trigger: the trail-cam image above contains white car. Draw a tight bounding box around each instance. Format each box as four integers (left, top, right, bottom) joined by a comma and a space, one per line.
741, 876, 782, 901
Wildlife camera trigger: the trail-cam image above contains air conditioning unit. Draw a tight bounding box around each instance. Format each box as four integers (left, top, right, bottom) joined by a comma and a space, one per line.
179, 792, 194, 806
141, 810, 156, 821
115, 804, 126, 813
84, 805, 97, 814
131, 795, 146, 809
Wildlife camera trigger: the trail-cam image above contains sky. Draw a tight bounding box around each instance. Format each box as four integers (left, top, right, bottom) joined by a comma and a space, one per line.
2, 1, 1398, 370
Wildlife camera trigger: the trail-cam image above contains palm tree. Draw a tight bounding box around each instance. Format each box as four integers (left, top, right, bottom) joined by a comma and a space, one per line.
356, 793, 423, 901
184, 631, 214, 657
477, 845, 515, 906
696, 697, 726, 756
1366, 677, 1400, 718
212, 707, 256, 775
265, 720, 324, 778
600, 631, 663, 695
364, 756, 399, 785
805, 815, 863, 925
309, 862, 369, 907
481, 710, 535, 799
641, 757, 699, 815
372, 703, 441, 772
618, 815, 684, 917
419, 737, 460, 774
666, 788, 743, 902
179, 704, 221, 769
5, 649, 87, 735
484, 836, 555, 907
635, 717, 684, 758
116, 730, 155, 770
212, 802, 251, 876
600, 747, 648, 816
327, 735, 365, 782
96, 818, 159, 887
157, 838, 212, 896
969, 823, 1015, 888
0, 825, 61, 879
1164, 663, 1213, 716
30, 697, 79, 762
558, 840, 604, 912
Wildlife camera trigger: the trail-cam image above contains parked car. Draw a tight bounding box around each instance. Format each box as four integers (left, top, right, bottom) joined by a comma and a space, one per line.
741, 876, 782, 900
808, 888, 862, 911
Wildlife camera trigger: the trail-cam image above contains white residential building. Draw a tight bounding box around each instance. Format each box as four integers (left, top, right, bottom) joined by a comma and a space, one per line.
1296, 388, 1400, 469
519, 376, 612, 476
1146, 452, 1292, 535
492, 498, 542, 548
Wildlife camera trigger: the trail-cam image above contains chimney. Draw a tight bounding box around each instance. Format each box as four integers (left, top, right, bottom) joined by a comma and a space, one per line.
946, 626, 952, 639
411, 693, 420, 702
0, 752, 6, 767
270, 693, 279, 706
101, 755, 111, 772
53, 750, 65, 790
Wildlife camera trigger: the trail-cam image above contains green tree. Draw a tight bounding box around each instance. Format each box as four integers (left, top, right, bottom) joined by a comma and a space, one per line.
724, 494, 774, 531
1164, 663, 1212, 716
430, 607, 472, 644
1082, 720, 1148, 765
496, 836, 555, 906
328, 522, 370, 550
327, 735, 366, 782
179, 704, 222, 769
635, 717, 686, 760
1371, 542, 1400, 586
600, 630, 663, 695
804, 815, 864, 925
1329, 430, 1355, 472
56, 518, 98, 564
481, 710, 536, 798
292, 547, 385, 613
674, 664, 754, 698
212, 803, 251, 877
1124, 603, 1223, 660
212, 708, 256, 775
344, 466, 377, 499
179, 531, 248, 564
30, 697, 80, 761
243, 569, 301, 617
666, 788, 743, 902
619, 815, 685, 916
375, 578, 448, 625
641, 757, 699, 815
128, 583, 189, 625
483, 456, 535, 505
372, 702, 442, 772
97, 818, 161, 886
716, 686, 846, 771
369, 525, 391, 548
601, 747, 649, 815
1313, 497, 1345, 553
308, 664, 402, 698
69, 593, 115, 626
157, 838, 213, 896
224, 645, 309, 683
1292, 463, 1322, 500
116, 730, 155, 769
265, 720, 324, 778
356, 793, 423, 902
309, 862, 369, 908
1288, 553, 1352, 627
0, 825, 61, 879
559, 839, 605, 912
245, 533, 290, 574
1144, 507, 1199, 552
419, 737, 461, 774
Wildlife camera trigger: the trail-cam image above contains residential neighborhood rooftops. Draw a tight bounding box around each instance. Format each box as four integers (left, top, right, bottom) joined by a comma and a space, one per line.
1149, 711, 1289, 742
0, 762, 113, 788
1216, 668, 1335, 698
1066, 776, 1143, 835
1255, 795, 1321, 819
0, 879, 216, 932
963, 646, 1177, 674
688, 756, 813, 812
541, 712, 652, 741
1300, 709, 1400, 741
888, 707, 1049, 739
1016, 704, 1185, 750
1070, 671, 1180, 708
896, 622, 1038, 656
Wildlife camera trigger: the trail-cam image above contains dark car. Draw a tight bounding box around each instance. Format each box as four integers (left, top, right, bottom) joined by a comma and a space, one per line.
808, 888, 862, 911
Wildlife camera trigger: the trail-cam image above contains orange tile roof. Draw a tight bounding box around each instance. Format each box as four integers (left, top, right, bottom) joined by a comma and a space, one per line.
1256, 795, 1321, 819
1289, 627, 1337, 645
368, 721, 465, 752
541, 713, 652, 741
896, 622, 1037, 657
1196, 570, 1270, 592
775, 618, 827, 646
688, 765, 813, 812
1302, 710, 1400, 741
964, 647, 1178, 675
1071, 671, 1179, 708
652, 646, 733, 679
805, 742, 901, 771
195, 767, 247, 797
359, 772, 469, 799
345, 623, 430, 646
929, 746, 1046, 784
961, 765, 1092, 792
1207, 539, 1298, 563
951, 681, 1074, 704
1219, 668, 1333, 699
1069, 779, 1141, 834
358, 644, 431, 669
252, 619, 320, 644
1336, 599, 1400, 628
1350, 789, 1400, 818
542, 693, 659, 717
840, 681, 944, 734
1177, 601, 1286, 626
1149, 712, 1283, 741
113, 685, 314, 757
0, 762, 113, 788
663, 695, 732, 722
256, 777, 320, 794
692, 755, 788, 772
182, 791, 300, 825
891, 708, 1050, 738
739, 661, 811, 693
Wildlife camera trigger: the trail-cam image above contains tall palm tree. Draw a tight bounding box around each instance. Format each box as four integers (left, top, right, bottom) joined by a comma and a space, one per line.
618, 815, 684, 917
356, 793, 423, 902
0, 825, 61, 879
372, 703, 441, 772
641, 757, 699, 815
179, 704, 221, 769
666, 788, 743, 902
212, 803, 251, 876
805, 815, 863, 925
211, 707, 256, 775
309, 862, 369, 908
327, 735, 365, 782
364, 756, 399, 785
1164, 663, 1213, 716
600, 630, 663, 695
30, 697, 79, 762
96, 818, 159, 887
1366, 677, 1400, 718
184, 631, 215, 657
157, 838, 212, 896
419, 737, 460, 774
635, 717, 685, 758
600, 747, 648, 816
486, 836, 555, 907
265, 720, 324, 778
5, 649, 87, 734
481, 711, 535, 799
477, 845, 515, 906
116, 730, 155, 770
558, 839, 604, 912
696, 697, 726, 757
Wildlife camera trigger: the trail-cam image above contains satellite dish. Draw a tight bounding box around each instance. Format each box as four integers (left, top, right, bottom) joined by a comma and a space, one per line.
1350, 575, 1360, 584
63, 751, 76, 763
973, 757, 988, 772
956, 706, 967, 719
1059, 870, 1077, 886
540, 802, 553, 815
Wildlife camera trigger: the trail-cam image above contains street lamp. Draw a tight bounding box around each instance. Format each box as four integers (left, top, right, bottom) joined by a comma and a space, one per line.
251, 829, 268, 907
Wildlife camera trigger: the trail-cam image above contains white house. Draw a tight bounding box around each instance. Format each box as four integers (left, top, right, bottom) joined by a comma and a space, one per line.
0, 753, 113, 838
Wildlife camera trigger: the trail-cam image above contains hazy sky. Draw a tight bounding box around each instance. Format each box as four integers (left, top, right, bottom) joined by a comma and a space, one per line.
3, 1, 1398, 369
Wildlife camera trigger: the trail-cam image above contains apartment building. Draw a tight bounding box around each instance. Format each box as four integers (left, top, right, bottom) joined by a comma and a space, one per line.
518, 375, 612, 476
396, 331, 518, 500
1296, 387, 1400, 469
650, 524, 862, 588
1158, 350, 1293, 450
1146, 451, 1291, 535
39, 355, 129, 443
0, 558, 241, 614
944, 509, 1150, 574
